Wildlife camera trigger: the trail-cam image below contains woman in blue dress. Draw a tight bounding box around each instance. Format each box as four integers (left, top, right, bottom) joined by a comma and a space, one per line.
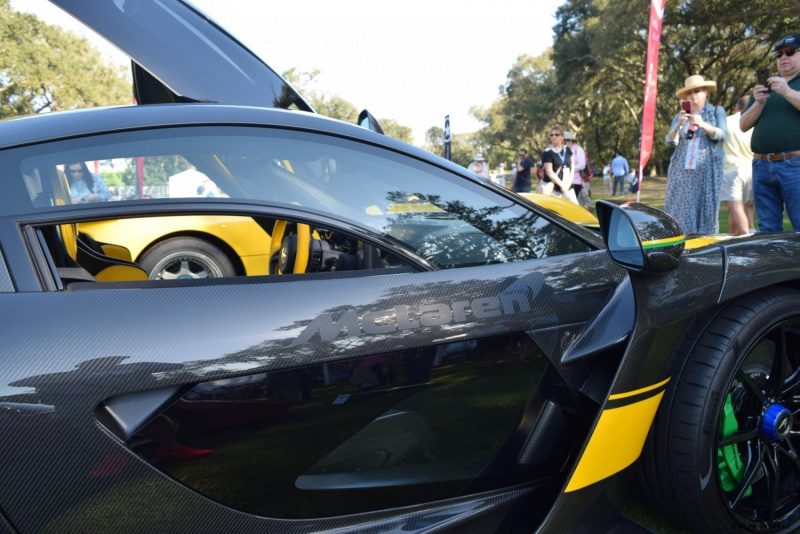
664, 74, 727, 234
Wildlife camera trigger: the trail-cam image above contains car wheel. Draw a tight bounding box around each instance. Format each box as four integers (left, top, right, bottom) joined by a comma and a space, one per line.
642, 287, 800, 533
140, 237, 235, 280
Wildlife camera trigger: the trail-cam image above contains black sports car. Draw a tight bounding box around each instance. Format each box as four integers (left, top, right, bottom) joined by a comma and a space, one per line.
2, 2, 800, 533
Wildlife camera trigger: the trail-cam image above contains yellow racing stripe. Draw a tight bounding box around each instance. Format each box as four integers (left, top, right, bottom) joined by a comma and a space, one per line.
565, 380, 669, 492
608, 377, 670, 401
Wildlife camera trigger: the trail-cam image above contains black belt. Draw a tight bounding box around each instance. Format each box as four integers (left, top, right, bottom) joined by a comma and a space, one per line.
754, 151, 800, 161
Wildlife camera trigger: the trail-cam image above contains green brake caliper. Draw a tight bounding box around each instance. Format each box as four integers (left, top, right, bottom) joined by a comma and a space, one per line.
717, 393, 752, 497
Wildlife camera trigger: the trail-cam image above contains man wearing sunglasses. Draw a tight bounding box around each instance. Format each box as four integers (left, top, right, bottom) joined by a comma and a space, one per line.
740, 33, 800, 232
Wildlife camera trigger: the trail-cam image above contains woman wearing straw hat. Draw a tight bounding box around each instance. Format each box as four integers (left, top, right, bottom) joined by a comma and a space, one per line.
468, 152, 490, 180
664, 74, 728, 234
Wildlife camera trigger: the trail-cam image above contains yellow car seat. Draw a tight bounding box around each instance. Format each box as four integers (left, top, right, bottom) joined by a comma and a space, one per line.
39, 166, 147, 284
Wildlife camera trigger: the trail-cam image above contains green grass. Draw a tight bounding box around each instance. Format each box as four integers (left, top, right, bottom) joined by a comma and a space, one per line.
590, 175, 793, 233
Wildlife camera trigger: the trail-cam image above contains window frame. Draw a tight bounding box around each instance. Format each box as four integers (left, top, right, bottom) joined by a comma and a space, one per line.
4, 123, 602, 290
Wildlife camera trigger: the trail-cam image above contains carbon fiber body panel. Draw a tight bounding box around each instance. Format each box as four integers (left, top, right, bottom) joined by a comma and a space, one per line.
719, 233, 800, 302
0, 250, 625, 532
0, 246, 13, 293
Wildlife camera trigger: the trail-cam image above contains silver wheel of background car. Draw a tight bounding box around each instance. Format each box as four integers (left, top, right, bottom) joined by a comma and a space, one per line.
140, 237, 236, 280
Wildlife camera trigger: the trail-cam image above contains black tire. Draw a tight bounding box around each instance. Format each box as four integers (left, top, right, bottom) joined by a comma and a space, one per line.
140, 237, 235, 280
641, 287, 800, 533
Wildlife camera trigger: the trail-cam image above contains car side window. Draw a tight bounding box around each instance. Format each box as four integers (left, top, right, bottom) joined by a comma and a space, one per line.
35, 214, 413, 287
18, 126, 591, 275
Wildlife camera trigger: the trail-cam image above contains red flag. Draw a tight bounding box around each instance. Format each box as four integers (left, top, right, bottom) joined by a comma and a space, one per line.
637, 0, 666, 199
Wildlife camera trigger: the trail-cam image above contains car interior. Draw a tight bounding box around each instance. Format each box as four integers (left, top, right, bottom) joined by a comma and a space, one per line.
25, 162, 414, 290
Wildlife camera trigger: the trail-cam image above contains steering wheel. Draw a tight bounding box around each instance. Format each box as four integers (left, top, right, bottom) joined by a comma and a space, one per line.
268, 220, 312, 275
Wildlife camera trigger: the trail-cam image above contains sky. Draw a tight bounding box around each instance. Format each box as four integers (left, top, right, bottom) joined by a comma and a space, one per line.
12, 0, 563, 145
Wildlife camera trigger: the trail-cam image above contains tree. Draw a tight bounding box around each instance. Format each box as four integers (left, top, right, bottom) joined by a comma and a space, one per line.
0, 0, 130, 118
546, 0, 798, 174
423, 126, 480, 168
463, 0, 798, 178
472, 53, 561, 169
425, 126, 444, 148
379, 119, 413, 144
311, 93, 359, 123
282, 68, 413, 143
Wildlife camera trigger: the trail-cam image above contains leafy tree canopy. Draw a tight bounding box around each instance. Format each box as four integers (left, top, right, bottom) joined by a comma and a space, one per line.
283, 68, 413, 143
0, 0, 130, 118
424, 126, 482, 168
439, 0, 799, 174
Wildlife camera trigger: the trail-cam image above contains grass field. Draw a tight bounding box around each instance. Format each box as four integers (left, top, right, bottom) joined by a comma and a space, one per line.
591, 175, 669, 209
589, 175, 793, 233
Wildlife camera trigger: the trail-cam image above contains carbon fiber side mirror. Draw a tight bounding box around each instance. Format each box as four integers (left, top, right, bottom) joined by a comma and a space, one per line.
596, 200, 684, 273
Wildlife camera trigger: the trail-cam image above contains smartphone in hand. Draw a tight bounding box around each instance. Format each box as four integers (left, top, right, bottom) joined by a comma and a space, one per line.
682, 100, 697, 139
756, 68, 771, 92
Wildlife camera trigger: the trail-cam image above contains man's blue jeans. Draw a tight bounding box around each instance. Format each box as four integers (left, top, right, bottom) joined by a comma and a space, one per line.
612, 174, 626, 196
753, 157, 800, 231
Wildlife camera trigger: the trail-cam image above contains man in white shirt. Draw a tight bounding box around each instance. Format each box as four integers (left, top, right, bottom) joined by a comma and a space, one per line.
722, 96, 754, 234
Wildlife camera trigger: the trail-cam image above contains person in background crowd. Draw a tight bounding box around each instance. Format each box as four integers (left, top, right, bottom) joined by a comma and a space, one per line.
467, 152, 490, 180
493, 162, 507, 187
540, 125, 573, 198
611, 152, 630, 196
564, 132, 590, 207
512, 148, 534, 193
66, 161, 112, 204
664, 74, 727, 234
602, 162, 612, 195
628, 163, 640, 194
741, 33, 800, 232
721, 96, 754, 235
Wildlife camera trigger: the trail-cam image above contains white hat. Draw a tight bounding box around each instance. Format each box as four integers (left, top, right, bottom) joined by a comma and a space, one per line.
474, 152, 485, 161
563, 132, 575, 141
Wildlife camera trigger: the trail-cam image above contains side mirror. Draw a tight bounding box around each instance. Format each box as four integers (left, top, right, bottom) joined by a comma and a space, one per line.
357, 109, 385, 135
596, 200, 685, 273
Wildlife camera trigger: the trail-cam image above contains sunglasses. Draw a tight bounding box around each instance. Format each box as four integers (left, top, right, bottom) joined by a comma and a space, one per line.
68, 169, 83, 174
550, 133, 562, 137
775, 48, 798, 59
